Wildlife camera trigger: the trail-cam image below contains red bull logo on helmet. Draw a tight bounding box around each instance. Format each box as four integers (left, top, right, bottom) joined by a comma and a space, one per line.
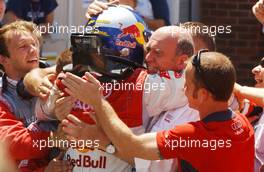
116, 22, 146, 49
120, 24, 140, 38
115, 40, 136, 49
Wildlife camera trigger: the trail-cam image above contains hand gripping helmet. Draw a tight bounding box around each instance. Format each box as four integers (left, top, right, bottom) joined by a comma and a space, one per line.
70, 5, 151, 81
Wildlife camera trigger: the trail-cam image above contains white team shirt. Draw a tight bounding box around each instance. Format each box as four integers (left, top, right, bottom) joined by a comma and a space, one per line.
143, 71, 188, 118
135, 104, 200, 172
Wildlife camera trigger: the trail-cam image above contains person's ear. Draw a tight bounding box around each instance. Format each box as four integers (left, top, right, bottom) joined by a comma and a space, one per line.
197, 88, 210, 103
183, 54, 188, 61
179, 54, 188, 63
178, 54, 189, 69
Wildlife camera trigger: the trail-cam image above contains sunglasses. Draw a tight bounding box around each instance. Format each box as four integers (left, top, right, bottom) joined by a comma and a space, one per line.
192, 49, 216, 94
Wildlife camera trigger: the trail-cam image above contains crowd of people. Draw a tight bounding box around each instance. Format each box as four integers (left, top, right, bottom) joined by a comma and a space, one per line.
0, 0, 263, 172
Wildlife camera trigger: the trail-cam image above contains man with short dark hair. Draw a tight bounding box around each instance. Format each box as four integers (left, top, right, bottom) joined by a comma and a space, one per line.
62, 51, 254, 172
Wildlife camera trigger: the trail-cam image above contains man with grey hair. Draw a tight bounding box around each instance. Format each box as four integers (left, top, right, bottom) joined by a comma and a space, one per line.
145, 26, 193, 74
135, 23, 217, 172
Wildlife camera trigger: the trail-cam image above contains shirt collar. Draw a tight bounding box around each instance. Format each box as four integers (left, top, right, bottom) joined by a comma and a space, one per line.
6, 76, 18, 86
202, 109, 235, 123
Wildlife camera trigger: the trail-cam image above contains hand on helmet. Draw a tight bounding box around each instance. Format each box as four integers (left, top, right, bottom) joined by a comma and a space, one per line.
85, 0, 120, 20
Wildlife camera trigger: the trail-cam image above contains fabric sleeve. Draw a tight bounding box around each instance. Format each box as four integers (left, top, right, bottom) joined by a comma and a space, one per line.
35, 86, 61, 121
149, 0, 171, 25
35, 78, 62, 121
35, 98, 55, 121
0, 102, 50, 160
143, 71, 188, 117
156, 123, 203, 160
134, 158, 151, 171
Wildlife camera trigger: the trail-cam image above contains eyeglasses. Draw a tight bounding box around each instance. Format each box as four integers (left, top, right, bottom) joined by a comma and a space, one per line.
192, 49, 208, 74
192, 49, 216, 95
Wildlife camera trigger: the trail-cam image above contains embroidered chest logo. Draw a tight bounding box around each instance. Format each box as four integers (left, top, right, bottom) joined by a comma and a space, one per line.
231, 120, 244, 135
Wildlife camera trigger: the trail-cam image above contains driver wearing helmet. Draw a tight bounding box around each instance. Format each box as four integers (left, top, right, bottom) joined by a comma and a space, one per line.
25, 5, 194, 172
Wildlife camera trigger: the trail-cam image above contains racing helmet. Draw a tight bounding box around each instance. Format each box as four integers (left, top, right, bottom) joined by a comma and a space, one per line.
70, 5, 151, 81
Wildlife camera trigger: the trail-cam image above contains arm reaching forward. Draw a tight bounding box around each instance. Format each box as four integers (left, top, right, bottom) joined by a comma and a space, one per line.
61, 72, 162, 160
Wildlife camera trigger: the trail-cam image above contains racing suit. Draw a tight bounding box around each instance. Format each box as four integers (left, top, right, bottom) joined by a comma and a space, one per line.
0, 74, 51, 172
35, 69, 188, 172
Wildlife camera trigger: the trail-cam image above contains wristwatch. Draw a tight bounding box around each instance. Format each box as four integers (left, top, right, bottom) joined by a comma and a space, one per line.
105, 143, 116, 154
